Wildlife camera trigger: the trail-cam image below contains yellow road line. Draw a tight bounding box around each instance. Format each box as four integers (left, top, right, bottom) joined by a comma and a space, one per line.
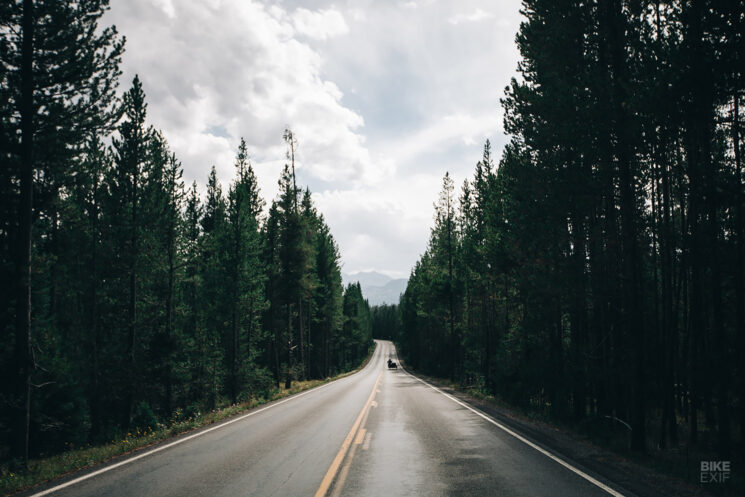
315, 370, 382, 497
332, 393, 375, 497
354, 428, 367, 445
30, 344, 384, 497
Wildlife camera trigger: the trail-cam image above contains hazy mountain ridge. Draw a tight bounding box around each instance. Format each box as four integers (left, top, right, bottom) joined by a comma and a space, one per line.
343, 271, 407, 306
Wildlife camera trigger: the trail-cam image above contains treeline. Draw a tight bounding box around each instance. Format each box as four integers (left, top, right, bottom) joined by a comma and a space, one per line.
0, 1, 371, 466
371, 304, 400, 341
399, 0, 744, 458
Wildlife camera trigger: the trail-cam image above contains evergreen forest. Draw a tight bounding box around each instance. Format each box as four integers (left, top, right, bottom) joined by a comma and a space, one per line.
0, 1, 372, 467
397, 0, 745, 461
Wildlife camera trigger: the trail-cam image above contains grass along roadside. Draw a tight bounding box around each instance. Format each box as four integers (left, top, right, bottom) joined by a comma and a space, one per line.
1, 344, 376, 497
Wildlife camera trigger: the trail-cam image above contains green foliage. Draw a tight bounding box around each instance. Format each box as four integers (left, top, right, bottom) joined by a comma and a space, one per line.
371, 304, 399, 340
261, 154, 364, 384
338, 283, 373, 372
0, 0, 125, 464
0, 368, 370, 496
131, 402, 158, 431
399, 0, 745, 461
0, 53, 363, 469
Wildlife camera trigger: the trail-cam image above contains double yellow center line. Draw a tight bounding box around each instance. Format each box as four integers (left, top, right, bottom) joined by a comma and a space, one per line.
315, 369, 383, 497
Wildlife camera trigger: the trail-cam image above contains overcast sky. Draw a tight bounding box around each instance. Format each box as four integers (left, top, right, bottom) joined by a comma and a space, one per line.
104, 0, 523, 279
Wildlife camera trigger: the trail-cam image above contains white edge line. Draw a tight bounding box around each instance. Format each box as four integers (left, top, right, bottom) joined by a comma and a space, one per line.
30, 345, 382, 497
402, 369, 627, 497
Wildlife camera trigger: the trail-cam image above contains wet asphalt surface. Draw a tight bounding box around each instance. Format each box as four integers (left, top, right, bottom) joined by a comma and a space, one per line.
22, 340, 628, 497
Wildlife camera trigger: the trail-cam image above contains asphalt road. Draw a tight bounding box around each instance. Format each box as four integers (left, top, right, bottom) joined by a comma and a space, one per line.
25, 340, 630, 497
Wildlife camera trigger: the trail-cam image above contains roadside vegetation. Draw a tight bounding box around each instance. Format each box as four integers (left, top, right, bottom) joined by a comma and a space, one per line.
0, 345, 375, 496
0, 0, 373, 478
389, 1, 744, 494
398, 0, 743, 458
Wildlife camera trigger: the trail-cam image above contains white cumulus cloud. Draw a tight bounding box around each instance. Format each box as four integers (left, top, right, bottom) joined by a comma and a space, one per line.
292, 8, 349, 40
106, 0, 370, 198
449, 8, 494, 25
104, 0, 523, 278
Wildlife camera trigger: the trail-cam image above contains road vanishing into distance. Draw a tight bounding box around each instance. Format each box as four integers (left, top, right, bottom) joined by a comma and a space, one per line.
24, 341, 630, 497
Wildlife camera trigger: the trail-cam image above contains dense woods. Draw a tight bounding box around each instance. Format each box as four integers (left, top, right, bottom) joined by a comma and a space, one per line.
399, 0, 744, 460
0, 1, 371, 467
371, 305, 400, 341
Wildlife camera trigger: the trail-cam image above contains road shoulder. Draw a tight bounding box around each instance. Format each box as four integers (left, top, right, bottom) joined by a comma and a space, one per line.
402, 369, 712, 497
10, 343, 380, 497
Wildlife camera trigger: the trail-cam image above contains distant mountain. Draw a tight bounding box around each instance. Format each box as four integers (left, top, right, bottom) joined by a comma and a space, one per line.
343, 271, 407, 306
363, 278, 408, 306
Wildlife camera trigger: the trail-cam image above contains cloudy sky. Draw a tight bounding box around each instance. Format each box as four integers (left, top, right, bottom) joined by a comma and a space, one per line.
104, 0, 523, 279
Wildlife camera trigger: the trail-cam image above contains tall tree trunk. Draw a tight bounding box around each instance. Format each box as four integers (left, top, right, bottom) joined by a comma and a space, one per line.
605, 0, 645, 452
89, 174, 102, 442
324, 322, 329, 378
230, 216, 241, 404
49, 201, 58, 321
552, 304, 565, 419
285, 304, 292, 389
210, 341, 218, 410
570, 205, 587, 421
165, 220, 175, 416
125, 142, 139, 430
298, 295, 305, 380
683, 0, 712, 446
482, 294, 491, 392
273, 326, 281, 388
704, 111, 727, 455
674, 143, 689, 420
189, 265, 202, 402
306, 298, 312, 378
13, 0, 35, 466
448, 212, 456, 380
659, 135, 678, 447
734, 92, 745, 452
589, 205, 609, 417
595, 0, 624, 425
231, 293, 238, 404
246, 305, 253, 380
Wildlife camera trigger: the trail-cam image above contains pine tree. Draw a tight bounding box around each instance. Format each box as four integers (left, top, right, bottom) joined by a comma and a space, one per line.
225, 138, 265, 403
430, 172, 459, 377
182, 181, 205, 405
399, 0, 744, 461
0, 21, 369, 464
311, 219, 343, 378
110, 76, 152, 429
200, 166, 228, 409
341, 283, 372, 370
1, 0, 123, 464
276, 163, 305, 387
